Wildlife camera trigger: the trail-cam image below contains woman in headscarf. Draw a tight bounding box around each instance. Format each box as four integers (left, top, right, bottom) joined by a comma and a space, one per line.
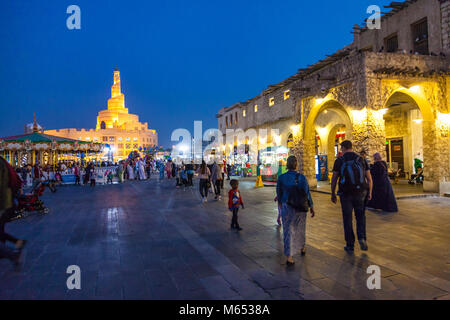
276, 156, 315, 266
137, 158, 146, 180
117, 161, 124, 183
165, 160, 172, 179
127, 161, 135, 180
367, 153, 398, 212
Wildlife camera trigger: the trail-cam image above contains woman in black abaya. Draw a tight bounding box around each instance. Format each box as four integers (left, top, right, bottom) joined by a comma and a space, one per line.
367, 153, 398, 212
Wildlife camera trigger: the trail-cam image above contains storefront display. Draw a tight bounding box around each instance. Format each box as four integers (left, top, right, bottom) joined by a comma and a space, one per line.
258, 146, 288, 184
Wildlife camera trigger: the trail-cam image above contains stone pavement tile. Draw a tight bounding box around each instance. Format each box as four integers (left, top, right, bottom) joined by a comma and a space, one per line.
383, 274, 448, 299
266, 288, 303, 300
161, 256, 192, 274
276, 273, 326, 297
95, 274, 123, 299
120, 254, 146, 273
122, 274, 153, 300
306, 244, 400, 279
0, 271, 25, 291
37, 283, 67, 300
247, 270, 290, 291
302, 290, 336, 300
199, 275, 240, 299
170, 271, 205, 292
97, 260, 122, 278
149, 282, 181, 300
252, 257, 290, 274
299, 254, 397, 295
145, 268, 182, 300
226, 254, 262, 272
186, 262, 220, 278
65, 287, 96, 300
215, 264, 272, 300
43, 270, 71, 286
179, 289, 212, 300
310, 278, 364, 300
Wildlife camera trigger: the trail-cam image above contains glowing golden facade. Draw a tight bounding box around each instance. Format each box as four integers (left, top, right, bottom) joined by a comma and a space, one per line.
46, 69, 158, 160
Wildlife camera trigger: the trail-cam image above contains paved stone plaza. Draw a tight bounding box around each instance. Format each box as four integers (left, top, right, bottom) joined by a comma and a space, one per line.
0, 177, 449, 300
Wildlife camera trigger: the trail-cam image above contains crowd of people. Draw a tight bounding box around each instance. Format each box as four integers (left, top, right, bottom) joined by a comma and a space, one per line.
1, 139, 403, 269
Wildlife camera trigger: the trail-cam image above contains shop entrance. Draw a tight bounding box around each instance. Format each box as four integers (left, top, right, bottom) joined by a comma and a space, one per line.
386, 138, 405, 174
384, 92, 424, 178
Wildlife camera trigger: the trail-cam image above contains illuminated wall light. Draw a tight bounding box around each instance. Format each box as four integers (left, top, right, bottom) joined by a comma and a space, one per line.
413, 119, 424, 124
408, 85, 421, 94
351, 108, 368, 123
269, 98, 275, 107
290, 124, 300, 137
323, 110, 328, 114
437, 112, 450, 125
254, 105, 258, 112
315, 96, 330, 105
243, 109, 246, 117
317, 127, 328, 137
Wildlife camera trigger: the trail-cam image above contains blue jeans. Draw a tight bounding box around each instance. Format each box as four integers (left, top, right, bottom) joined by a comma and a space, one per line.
339, 193, 366, 247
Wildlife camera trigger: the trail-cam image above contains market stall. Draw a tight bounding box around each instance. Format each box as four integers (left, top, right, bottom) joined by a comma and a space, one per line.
258, 146, 289, 184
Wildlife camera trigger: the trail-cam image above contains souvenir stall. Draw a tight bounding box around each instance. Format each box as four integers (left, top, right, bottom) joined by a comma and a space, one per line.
258, 146, 289, 184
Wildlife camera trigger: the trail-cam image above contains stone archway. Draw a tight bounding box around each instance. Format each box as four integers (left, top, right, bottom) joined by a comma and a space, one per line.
381, 86, 449, 192
383, 91, 425, 177
302, 98, 353, 188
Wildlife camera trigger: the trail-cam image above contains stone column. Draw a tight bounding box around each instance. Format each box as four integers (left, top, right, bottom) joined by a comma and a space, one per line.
423, 118, 450, 193
351, 108, 387, 159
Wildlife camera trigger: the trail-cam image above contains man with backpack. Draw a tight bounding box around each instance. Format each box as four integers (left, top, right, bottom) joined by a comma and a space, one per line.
331, 140, 373, 252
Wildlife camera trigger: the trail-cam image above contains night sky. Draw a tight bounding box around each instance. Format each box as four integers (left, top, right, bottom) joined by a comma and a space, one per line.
0, 0, 392, 147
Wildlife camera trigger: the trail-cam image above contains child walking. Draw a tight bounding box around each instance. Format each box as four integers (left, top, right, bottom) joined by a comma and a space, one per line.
228, 180, 244, 231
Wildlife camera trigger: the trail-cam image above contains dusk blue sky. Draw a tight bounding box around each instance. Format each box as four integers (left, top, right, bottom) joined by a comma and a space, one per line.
0, 0, 392, 147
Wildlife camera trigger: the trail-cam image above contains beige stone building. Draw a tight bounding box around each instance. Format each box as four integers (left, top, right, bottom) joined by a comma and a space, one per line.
46, 69, 158, 161
217, 0, 450, 193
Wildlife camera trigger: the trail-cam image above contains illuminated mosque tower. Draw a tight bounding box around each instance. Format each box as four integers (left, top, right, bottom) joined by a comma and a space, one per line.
46, 68, 158, 160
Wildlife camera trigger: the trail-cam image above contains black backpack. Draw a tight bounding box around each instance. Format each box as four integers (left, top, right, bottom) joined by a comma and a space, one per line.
287, 173, 310, 212
339, 156, 366, 193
